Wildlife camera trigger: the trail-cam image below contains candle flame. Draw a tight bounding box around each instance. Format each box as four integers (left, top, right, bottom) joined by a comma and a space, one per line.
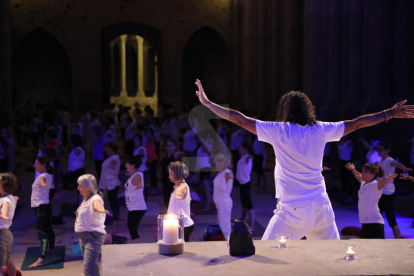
280, 237, 286, 241
347, 247, 355, 253
167, 214, 174, 220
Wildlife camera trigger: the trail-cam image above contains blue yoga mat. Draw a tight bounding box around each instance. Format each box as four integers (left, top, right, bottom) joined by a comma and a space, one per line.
21, 245, 66, 271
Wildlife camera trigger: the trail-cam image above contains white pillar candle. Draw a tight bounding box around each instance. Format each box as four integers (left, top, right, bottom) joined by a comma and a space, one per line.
163, 214, 179, 244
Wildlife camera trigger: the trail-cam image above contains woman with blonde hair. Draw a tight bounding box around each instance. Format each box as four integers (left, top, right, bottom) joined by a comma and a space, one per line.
167, 161, 194, 242
76, 174, 108, 276
213, 154, 234, 240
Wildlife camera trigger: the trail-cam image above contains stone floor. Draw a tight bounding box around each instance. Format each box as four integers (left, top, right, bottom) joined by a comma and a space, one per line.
6, 147, 414, 275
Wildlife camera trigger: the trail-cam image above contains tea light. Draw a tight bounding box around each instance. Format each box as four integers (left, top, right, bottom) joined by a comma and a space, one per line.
343, 244, 358, 260
275, 233, 290, 248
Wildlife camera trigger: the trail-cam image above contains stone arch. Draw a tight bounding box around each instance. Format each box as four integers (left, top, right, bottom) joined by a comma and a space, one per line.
11, 28, 72, 108
182, 26, 230, 106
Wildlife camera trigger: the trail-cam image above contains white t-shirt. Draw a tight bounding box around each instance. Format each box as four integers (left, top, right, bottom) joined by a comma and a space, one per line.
0, 195, 17, 229
358, 180, 384, 224
124, 172, 147, 211
236, 155, 253, 184
256, 120, 344, 201
98, 155, 121, 190
31, 173, 54, 207
213, 169, 233, 205
68, 147, 85, 172
75, 194, 106, 234
377, 157, 395, 195
338, 141, 353, 161
134, 146, 148, 172
167, 184, 194, 227
196, 146, 211, 170
183, 129, 198, 151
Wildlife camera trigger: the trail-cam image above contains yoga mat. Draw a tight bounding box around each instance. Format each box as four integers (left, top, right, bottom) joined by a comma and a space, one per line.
20, 245, 66, 271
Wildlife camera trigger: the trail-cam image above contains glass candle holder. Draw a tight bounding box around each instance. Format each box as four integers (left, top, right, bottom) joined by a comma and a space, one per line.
343, 244, 358, 260
275, 233, 290, 248
157, 214, 185, 255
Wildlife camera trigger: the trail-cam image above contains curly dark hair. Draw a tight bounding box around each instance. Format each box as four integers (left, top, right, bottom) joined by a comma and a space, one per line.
0, 172, 18, 194
275, 91, 317, 126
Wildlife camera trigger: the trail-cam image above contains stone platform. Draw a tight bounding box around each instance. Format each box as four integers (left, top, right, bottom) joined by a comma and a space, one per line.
102, 239, 414, 275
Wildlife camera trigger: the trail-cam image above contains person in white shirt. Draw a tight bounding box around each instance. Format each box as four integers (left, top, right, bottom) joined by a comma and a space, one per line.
345, 162, 397, 239
376, 141, 412, 239
98, 141, 121, 231
71, 115, 83, 138
167, 161, 194, 242
124, 156, 147, 243
133, 135, 149, 196
213, 154, 234, 240
338, 137, 354, 202
236, 142, 255, 231
0, 173, 18, 276
194, 78, 414, 240
29, 156, 55, 268
196, 140, 212, 211
76, 174, 108, 276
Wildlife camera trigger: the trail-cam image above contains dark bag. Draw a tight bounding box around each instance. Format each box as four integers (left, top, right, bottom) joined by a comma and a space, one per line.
203, 224, 224, 241
228, 220, 255, 256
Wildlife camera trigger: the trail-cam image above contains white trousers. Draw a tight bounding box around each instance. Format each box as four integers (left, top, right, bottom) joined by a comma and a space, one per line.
262, 193, 339, 240
216, 202, 232, 240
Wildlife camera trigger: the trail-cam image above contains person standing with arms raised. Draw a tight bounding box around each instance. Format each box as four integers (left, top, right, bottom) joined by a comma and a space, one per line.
194, 79, 414, 240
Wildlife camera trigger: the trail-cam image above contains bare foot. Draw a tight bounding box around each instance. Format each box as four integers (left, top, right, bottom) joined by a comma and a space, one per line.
28, 258, 45, 268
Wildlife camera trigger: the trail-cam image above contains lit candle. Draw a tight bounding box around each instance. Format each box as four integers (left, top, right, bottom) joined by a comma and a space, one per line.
279, 236, 287, 247
346, 247, 355, 259
163, 214, 179, 244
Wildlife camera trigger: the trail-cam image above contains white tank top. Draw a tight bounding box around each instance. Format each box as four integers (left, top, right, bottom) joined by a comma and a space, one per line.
125, 172, 147, 211
167, 183, 194, 227
75, 194, 106, 234
134, 146, 148, 172
0, 195, 17, 230
213, 169, 233, 205
68, 147, 85, 172
31, 173, 53, 207
98, 155, 121, 190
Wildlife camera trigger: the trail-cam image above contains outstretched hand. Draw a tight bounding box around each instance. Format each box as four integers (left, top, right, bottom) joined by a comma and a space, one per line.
97, 210, 109, 214
225, 172, 235, 181
344, 162, 355, 171
195, 79, 211, 106
390, 100, 414, 119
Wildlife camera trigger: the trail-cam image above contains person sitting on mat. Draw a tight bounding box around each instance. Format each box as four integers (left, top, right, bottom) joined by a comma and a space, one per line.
75, 174, 108, 276
345, 162, 397, 239
124, 156, 147, 243
167, 161, 194, 242
0, 173, 18, 276
213, 153, 235, 240
29, 156, 55, 268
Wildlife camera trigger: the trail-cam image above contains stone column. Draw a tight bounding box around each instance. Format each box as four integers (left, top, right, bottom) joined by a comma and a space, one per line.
0, 0, 12, 115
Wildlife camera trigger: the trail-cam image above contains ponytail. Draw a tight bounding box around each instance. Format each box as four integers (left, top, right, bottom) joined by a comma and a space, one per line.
37, 155, 55, 175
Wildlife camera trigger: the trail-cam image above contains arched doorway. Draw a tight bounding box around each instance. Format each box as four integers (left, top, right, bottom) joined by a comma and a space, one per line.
102, 23, 160, 115
182, 26, 230, 107
11, 28, 72, 107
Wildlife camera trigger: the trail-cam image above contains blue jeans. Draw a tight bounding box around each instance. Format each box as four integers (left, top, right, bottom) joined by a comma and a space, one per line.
78, 231, 105, 276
